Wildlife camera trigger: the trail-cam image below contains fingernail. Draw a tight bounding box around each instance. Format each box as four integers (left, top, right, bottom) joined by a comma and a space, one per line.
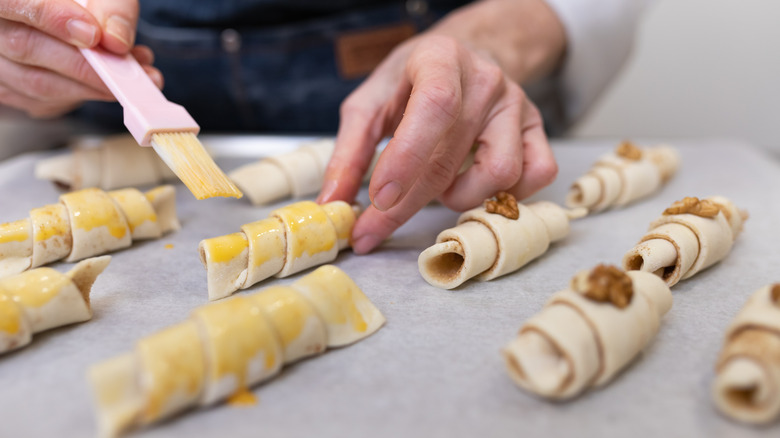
317, 180, 337, 203
351, 233, 382, 254
66, 19, 98, 48
106, 15, 134, 47
372, 181, 402, 212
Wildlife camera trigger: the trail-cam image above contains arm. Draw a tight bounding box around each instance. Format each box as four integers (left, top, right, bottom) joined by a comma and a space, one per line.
0, 0, 160, 118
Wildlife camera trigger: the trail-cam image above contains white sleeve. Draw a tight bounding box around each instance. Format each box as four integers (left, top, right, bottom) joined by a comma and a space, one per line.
543, 0, 655, 124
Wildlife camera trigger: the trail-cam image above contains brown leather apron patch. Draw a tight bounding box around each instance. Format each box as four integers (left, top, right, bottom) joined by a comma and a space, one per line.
335, 23, 417, 79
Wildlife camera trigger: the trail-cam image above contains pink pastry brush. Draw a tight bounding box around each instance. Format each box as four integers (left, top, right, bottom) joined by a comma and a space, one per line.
75, 1, 242, 200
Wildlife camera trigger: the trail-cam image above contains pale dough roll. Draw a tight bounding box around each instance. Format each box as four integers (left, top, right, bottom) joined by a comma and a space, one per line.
199, 200, 357, 300
0, 186, 180, 277
713, 284, 780, 424
229, 139, 335, 205
0, 256, 111, 354
291, 265, 386, 347
566, 143, 680, 213
192, 295, 283, 406
250, 285, 328, 364
622, 196, 747, 287
598, 154, 661, 206
503, 268, 672, 400
229, 138, 381, 206
88, 265, 383, 438
504, 304, 600, 400
34, 134, 175, 191
419, 201, 582, 289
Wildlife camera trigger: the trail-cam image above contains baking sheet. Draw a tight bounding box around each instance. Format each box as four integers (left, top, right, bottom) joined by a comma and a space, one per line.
0, 137, 778, 437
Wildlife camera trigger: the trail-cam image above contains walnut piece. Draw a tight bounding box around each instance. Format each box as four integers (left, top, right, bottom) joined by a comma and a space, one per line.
663, 196, 720, 218
484, 191, 519, 220
771, 284, 780, 306
571, 264, 634, 309
615, 141, 643, 161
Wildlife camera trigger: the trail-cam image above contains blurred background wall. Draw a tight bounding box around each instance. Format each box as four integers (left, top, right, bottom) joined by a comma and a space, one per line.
572, 0, 780, 155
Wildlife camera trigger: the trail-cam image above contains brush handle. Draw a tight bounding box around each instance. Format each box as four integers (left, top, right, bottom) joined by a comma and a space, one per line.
74, 0, 198, 146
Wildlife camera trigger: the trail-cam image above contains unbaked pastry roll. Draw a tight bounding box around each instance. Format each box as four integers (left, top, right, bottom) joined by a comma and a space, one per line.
35, 134, 176, 191
503, 265, 672, 400
712, 284, 780, 425
565, 141, 680, 213
0, 186, 179, 278
88, 265, 384, 438
199, 200, 358, 300
0, 256, 111, 354
622, 196, 747, 287
418, 192, 585, 289
229, 139, 379, 206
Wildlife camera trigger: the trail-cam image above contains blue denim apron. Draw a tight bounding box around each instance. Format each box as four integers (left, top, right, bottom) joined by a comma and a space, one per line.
76, 0, 472, 134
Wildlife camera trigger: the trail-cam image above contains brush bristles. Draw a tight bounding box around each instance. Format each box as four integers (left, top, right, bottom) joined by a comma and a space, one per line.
151, 132, 242, 200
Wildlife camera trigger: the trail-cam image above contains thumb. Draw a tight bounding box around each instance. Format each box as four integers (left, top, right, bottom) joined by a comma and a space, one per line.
82, 0, 139, 54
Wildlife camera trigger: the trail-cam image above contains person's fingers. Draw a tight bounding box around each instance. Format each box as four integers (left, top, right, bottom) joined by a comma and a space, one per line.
0, 18, 113, 94
140, 64, 164, 89
131, 44, 154, 66
505, 100, 558, 200
318, 46, 412, 204
0, 82, 81, 118
350, 179, 438, 254
318, 90, 391, 205
0, 53, 112, 102
366, 37, 465, 212
439, 82, 525, 210
0, 0, 101, 48
86, 0, 139, 54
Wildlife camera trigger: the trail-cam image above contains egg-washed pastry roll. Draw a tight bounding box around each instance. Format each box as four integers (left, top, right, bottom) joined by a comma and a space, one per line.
199, 200, 358, 300
418, 192, 586, 289
712, 284, 780, 425
622, 196, 747, 287
229, 139, 380, 206
0, 186, 179, 278
0, 256, 111, 354
565, 141, 680, 213
35, 134, 176, 191
503, 265, 672, 400
88, 265, 385, 438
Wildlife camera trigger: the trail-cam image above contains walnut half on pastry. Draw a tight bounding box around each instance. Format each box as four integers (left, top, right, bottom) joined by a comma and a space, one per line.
87, 265, 385, 438
199, 200, 359, 300
712, 284, 780, 425
418, 193, 585, 289
622, 196, 747, 287
565, 141, 680, 213
0, 186, 179, 278
502, 265, 672, 400
0, 256, 110, 354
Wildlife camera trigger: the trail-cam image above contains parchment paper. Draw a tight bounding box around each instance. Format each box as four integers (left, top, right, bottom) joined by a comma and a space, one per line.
1, 137, 778, 437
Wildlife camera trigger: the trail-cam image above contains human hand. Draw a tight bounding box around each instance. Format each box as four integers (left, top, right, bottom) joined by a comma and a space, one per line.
0, 0, 161, 118
318, 35, 558, 254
